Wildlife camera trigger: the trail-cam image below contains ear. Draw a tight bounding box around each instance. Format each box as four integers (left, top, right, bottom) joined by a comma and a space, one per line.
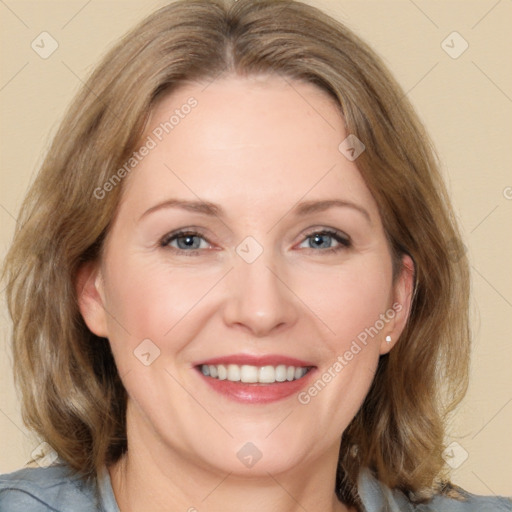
75, 260, 109, 338
380, 254, 415, 354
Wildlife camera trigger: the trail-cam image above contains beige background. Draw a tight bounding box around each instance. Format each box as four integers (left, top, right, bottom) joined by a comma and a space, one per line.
1, 0, 511, 497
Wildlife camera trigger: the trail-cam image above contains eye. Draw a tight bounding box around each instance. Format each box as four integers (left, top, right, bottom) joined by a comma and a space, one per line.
160, 230, 211, 255
159, 228, 351, 256
298, 229, 351, 253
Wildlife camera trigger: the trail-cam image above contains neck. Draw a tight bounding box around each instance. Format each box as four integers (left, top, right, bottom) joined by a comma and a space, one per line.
108, 404, 355, 512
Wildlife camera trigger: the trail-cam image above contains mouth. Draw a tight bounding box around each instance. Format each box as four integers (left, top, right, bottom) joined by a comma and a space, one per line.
197, 363, 313, 384
193, 354, 317, 404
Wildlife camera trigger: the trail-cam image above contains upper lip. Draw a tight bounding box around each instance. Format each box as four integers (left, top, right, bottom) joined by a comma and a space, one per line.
194, 354, 316, 368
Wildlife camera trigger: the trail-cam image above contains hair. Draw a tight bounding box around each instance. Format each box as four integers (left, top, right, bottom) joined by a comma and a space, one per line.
2, 0, 470, 508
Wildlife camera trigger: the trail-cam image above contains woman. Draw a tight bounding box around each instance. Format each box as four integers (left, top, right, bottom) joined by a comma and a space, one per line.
1, 0, 510, 510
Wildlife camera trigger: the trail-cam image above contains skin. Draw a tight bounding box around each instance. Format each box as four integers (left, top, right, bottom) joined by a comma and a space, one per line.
77, 75, 414, 512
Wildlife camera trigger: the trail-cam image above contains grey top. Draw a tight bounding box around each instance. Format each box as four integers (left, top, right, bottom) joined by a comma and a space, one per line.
0, 462, 510, 511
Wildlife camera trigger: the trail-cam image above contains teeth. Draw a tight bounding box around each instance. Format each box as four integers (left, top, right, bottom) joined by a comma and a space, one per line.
227, 364, 241, 381
259, 365, 275, 383
200, 364, 309, 384
240, 365, 258, 383
217, 365, 227, 380
275, 364, 287, 382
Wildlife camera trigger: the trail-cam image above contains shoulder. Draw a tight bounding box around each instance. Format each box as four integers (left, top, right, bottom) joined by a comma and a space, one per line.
0, 463, 102, 512
427, 483, 512, 512
357, 467, 512, 512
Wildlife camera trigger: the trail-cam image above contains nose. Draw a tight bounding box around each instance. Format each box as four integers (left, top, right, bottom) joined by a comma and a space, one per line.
221, 249, 299, 338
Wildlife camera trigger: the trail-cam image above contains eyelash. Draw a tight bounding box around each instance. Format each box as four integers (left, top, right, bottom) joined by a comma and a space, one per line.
159, 228, 351, 256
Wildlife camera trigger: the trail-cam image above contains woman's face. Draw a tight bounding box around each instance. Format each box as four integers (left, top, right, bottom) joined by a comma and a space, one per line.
79, 75, 413, 477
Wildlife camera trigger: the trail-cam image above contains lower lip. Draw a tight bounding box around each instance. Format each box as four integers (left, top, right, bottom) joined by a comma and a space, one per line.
196, 367, 316, 404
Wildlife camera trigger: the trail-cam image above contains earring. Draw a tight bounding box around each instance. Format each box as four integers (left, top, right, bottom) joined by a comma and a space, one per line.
385, 335, 392, 344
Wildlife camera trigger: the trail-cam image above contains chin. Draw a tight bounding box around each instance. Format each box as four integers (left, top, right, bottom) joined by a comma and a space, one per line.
197, 436, 309, 477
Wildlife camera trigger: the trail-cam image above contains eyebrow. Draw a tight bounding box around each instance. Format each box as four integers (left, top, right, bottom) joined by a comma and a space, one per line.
139, 198, 371, 223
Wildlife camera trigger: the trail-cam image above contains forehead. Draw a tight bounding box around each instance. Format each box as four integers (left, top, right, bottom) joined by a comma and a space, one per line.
148, 75, 343, 158
119, 75, 379, 221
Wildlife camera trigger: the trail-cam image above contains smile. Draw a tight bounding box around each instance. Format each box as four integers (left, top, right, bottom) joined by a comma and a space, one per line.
195, 357, 317, 403
199, 363, 312, 384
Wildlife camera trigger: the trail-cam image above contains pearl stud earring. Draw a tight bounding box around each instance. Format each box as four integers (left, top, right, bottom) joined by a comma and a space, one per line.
385, 335, 392, 343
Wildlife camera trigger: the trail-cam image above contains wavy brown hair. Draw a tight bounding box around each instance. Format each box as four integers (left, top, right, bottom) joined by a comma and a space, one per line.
2, 0, 470, 507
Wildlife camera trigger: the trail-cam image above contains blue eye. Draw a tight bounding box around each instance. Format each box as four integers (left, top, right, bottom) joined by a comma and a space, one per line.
161, 231, 211, 255
160, 228, 351, 256
299, 230, 351, 253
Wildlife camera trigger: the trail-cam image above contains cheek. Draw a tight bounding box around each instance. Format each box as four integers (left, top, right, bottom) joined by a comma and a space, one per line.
294, 255, 392, 350
294, 259, 390, 432
101, 254, 221, 360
